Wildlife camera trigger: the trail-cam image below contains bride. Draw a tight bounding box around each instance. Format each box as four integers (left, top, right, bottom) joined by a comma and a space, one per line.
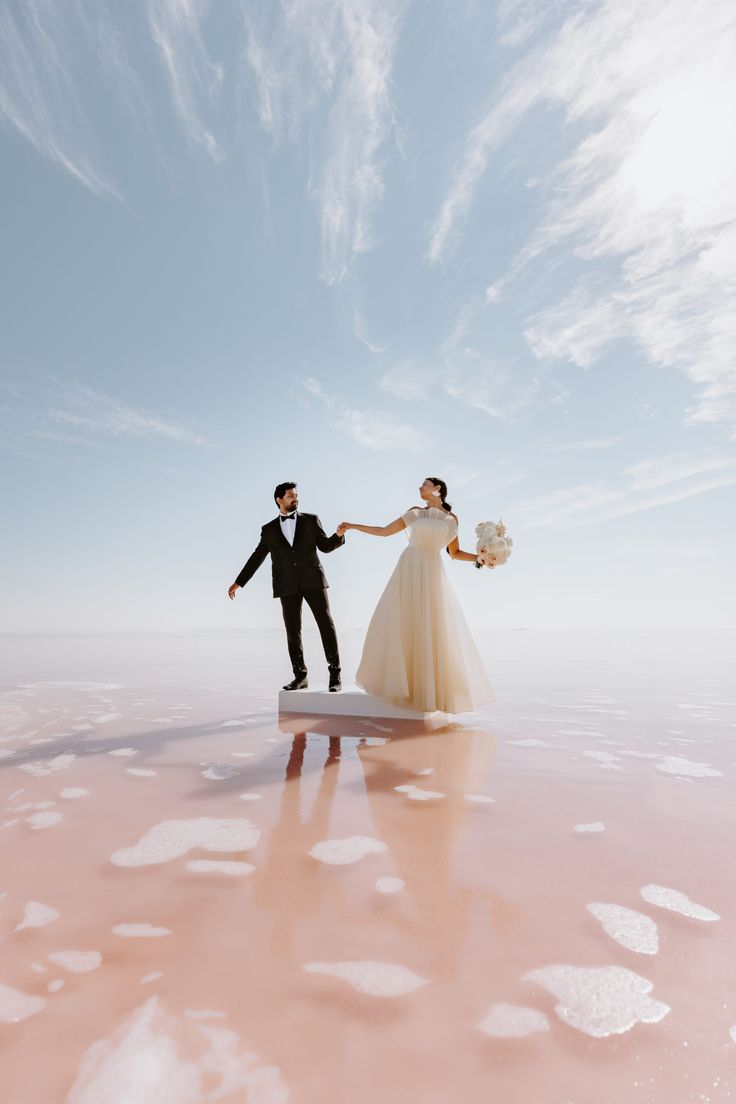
337, 477, 495, 714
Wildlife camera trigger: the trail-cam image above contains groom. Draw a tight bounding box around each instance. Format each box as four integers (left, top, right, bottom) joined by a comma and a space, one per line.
228, 482, 345, 692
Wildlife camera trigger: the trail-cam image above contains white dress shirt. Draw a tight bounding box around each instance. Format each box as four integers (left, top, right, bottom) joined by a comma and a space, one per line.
279, 512, 297, 546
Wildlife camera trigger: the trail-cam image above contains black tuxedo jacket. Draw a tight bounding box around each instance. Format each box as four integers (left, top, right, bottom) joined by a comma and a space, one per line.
235, 512, 345, 598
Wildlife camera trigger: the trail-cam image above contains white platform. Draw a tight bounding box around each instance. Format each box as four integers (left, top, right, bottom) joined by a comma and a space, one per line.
278, 685, 438, 720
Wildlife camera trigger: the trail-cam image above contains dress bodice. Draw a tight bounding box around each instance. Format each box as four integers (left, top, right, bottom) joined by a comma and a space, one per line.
402, 507, 458, 552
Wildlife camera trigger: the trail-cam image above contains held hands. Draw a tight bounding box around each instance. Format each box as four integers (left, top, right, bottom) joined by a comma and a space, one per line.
336, 522, 352, 537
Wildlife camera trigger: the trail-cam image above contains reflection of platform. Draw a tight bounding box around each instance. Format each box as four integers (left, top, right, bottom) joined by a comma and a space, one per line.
278, 685, 438, 720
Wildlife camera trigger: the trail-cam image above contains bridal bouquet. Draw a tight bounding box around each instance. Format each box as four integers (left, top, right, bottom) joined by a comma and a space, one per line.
475, 520, 513, 569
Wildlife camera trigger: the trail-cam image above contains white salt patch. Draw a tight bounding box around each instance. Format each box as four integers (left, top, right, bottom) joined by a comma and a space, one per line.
60, 788, 89, 799
640, 884, 720, 921
14, 802, 33, 811
0, 819, 18, 830
47, 979, 64, 993
303, 961, 429, 998
19, 681, 123, 692
202, 764, 241, 780
30, 737, 54, 745
523, 964, 670, 1037
376, 877, 406, 894
239, 793, 263, 802
186, 860, 255, 876
140, 972, 163, 985
310, 836, 388, 865
413, 767, 434, 775
111, 818, 260, 867
478, 1003, 550, 1039
126, 768, 157, 777
19, 752, 76, 777
47, 950, 102, 973
655, 756, 722, 778
34, 801, 56, 809
575, 822, 605, 833
109, 747, 138, 757
730, 1025, 736, 1043
112, 923, 171, 937
231, 752, 255, 758
393, 784, 446, 801
0, 749, 15, 759
71, 723, 93, 731
464, 793, 496, 804
26, 811, 63, 829
582, 750, 621, 770
63, 995, 289, 1104
0, 981, 47, 1023
587, 904, 659, 954
508, 738, 550, 748
93, 714, 121, 723
222, 720, 247, 727
14, 901, 60, 931
185, 1009, 227, 1020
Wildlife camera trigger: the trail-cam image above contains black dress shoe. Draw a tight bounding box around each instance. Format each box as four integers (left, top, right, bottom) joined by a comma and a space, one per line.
328, 672, 342, 693
283, 674, 308, 691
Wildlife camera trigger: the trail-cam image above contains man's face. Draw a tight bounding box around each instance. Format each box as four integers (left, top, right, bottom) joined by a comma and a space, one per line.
277, 487, 299, 512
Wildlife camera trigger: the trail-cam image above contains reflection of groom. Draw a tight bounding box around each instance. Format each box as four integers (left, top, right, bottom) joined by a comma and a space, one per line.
228, 482, 345, 691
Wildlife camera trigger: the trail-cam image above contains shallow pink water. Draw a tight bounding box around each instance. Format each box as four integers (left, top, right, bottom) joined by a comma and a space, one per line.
1, 632, 734, 1102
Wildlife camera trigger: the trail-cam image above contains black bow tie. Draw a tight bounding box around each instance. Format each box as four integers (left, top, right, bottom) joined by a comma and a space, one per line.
280, 513, 296, 521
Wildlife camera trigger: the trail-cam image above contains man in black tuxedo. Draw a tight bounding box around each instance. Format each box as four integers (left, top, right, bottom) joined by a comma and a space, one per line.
228, 482, 345, 692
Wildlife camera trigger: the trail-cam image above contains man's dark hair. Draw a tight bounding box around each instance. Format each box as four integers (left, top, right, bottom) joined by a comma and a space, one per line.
274, 481, 297, 504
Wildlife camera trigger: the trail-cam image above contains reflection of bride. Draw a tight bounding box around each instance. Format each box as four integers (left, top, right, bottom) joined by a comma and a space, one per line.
337, 477, 495, 714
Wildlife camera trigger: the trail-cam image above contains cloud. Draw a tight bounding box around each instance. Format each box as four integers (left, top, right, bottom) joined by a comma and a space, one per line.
0, 1, 124, 199
379, 361, 434, 400
428, 0, 736, 432
301, 376, 427, 451
147, 0, 223, 160
46, 384, 210, 446
541, 436, 623, 453
244, 0, 404, 284
509, 447, 736, 529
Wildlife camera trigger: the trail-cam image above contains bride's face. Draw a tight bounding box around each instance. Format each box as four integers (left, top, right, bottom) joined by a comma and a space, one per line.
419, 479, 436, 501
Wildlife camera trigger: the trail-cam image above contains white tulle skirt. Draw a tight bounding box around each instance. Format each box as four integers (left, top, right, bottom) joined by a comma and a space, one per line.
355, 546, 494, 713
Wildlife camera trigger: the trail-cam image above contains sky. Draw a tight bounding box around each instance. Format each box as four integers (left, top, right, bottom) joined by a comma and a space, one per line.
1, 0, 735, 636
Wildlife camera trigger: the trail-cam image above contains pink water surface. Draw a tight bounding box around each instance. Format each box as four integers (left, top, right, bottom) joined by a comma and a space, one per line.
1, 631, 734, 1103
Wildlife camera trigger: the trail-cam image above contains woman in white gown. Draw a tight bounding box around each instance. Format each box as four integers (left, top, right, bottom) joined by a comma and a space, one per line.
337, 478, 495, 714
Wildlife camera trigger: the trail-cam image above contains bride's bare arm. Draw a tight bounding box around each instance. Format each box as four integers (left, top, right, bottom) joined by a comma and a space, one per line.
337, 517, 406, 538
447, 535, 496, 567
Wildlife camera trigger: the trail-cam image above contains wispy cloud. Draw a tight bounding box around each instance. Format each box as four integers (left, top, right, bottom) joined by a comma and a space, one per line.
147, 0, 223, 160
0, 1, 124, 199
509, 448, 736, 529
429, 0, 736, 432
244, 0, 404, 284
543, 436, 622, 453
46, 384, 210, 446
301, 376, 427, 451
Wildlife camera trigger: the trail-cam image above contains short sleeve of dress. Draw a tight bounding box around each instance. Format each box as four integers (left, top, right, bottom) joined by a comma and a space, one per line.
401, 507, 418, 528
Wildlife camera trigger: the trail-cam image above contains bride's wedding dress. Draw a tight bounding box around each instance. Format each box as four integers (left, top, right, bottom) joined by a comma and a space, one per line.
355, 507, 494, 713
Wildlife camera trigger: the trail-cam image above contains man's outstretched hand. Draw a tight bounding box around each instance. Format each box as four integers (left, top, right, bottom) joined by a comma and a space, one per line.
228, 583, 241, 600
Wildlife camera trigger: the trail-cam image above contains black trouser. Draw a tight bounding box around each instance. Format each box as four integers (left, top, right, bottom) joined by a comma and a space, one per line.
280, 588, 340, 677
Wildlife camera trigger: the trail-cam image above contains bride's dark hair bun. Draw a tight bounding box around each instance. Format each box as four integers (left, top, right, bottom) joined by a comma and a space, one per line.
428, 476, 452, 512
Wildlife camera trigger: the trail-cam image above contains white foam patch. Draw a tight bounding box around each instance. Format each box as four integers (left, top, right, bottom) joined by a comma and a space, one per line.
113, 924, 171, 938
0, 749, 15, 759
60, 788, 90, 799
111, 818, 261, 867
126, 768, 157, 777
464, 793, 496, 804
63, 995, 289, 1104
310, 836, 388, 865
477, 1002, 550, 1039
186, 860, 255, 876
34, 801, 56, 809
0, 981, 47, 1023
48, 950, 102, 973
587, 904, 659, 954
19, 752, 76, 777
18, 681, 123, 692
238, 793, 263, 801
47, 979, 64, 993
231, 752, 255, 758
575, 822, 605, 833
303, 961, 429, 998
655, 756, 722, 778
185, 1009, 227, 1020
640, 884, 720, 921
141, 972, 163, 985
14, 901, 60, 931
201, 765, 241, 781
26, 811, 63, 829
376, 877, 406, 894
222, 720, 247, 727
524, 964, 670, 1037
730, 1025, 736, 1043
413, 767, 434, 775
508, 738, 551, 748
109, 748, 138, 757
393, 784, 446, 801
94, 714, 122, 724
